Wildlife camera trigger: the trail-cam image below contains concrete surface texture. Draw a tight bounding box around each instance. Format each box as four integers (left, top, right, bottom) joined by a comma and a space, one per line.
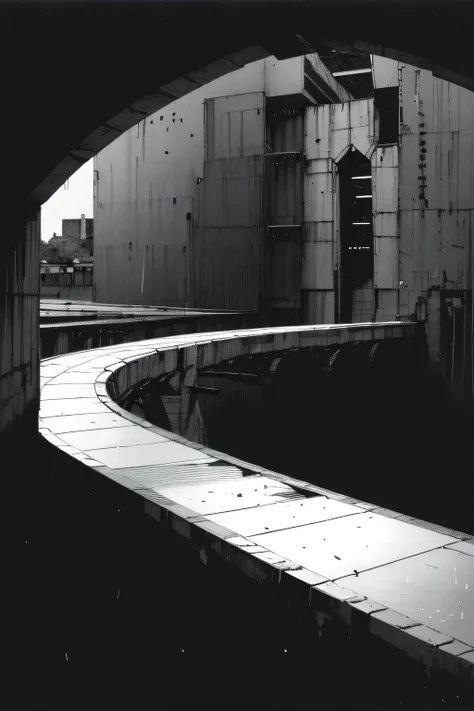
92, 49, 474, 395
0, 205, 40, 434
92, 53, 349, 312
38, 299, 257, 359
38, 321, 474, 690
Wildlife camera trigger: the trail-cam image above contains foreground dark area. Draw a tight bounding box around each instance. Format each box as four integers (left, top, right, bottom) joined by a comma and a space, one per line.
3, 392, 473, 710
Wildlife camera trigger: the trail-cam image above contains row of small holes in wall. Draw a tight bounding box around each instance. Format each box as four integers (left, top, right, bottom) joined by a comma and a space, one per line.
147, 112, 195, 155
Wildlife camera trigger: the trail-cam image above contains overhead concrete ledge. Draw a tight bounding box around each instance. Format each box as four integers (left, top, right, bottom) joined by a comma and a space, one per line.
39, 321, 474, 689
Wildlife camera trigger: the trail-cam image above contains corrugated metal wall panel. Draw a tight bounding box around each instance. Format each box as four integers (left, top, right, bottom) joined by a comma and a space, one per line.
202, 154, 264, 181
265, 106, 305, 314
302, 290, 335, 324
192, 227, 265, 310
271, 235, 302, 305
265, 109, 304, 234
201, 166, 262, 228
266, 157, 303, 225
266, 110, 304, 153
195, 93, 266, 311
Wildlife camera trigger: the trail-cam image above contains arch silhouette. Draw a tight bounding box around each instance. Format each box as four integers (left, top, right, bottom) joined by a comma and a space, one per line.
2, 0, 474, 205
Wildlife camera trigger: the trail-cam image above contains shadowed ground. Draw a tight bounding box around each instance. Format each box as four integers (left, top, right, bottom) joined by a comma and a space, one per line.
4, 360, 474, 710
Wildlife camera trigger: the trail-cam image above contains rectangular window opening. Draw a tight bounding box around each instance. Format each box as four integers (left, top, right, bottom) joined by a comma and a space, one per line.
374, 86, 399, 145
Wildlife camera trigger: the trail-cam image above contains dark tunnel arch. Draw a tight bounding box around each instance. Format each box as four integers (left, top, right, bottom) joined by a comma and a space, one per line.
3, 0, 474, 205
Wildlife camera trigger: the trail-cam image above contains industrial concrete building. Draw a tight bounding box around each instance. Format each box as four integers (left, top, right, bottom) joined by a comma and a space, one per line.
62, 215, 94, 242
93, 53, 352, 322
94, 52, 474, 357
40, 260, 94, 301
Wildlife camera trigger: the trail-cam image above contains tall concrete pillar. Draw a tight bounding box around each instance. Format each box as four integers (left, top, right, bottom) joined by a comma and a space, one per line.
0, 203, 40, 441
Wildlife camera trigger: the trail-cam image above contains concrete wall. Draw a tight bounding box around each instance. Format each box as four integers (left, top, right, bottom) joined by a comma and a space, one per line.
93, 55, 323, 309
0, 203, 40, 436
265, 110, 305, 320
94, 57, 284, 307
94, 50, 474, 365
193, 92, 266, 311
368, 57, 474, 391
395, 61, 474, 392
305, 56, 474, 337
366, 56, 474, 329
304, 99, 376, 323
398, 63, 474, 309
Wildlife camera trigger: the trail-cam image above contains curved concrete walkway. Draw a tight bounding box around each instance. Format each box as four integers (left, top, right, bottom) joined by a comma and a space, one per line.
39, 322, 474, 684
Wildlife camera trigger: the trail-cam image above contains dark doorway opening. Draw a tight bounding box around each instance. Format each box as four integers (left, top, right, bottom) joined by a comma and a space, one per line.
374, 86, 399, 145
337, 148, 374, 323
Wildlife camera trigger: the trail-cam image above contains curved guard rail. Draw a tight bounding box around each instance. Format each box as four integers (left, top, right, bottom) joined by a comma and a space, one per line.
39, 322, 474, 684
